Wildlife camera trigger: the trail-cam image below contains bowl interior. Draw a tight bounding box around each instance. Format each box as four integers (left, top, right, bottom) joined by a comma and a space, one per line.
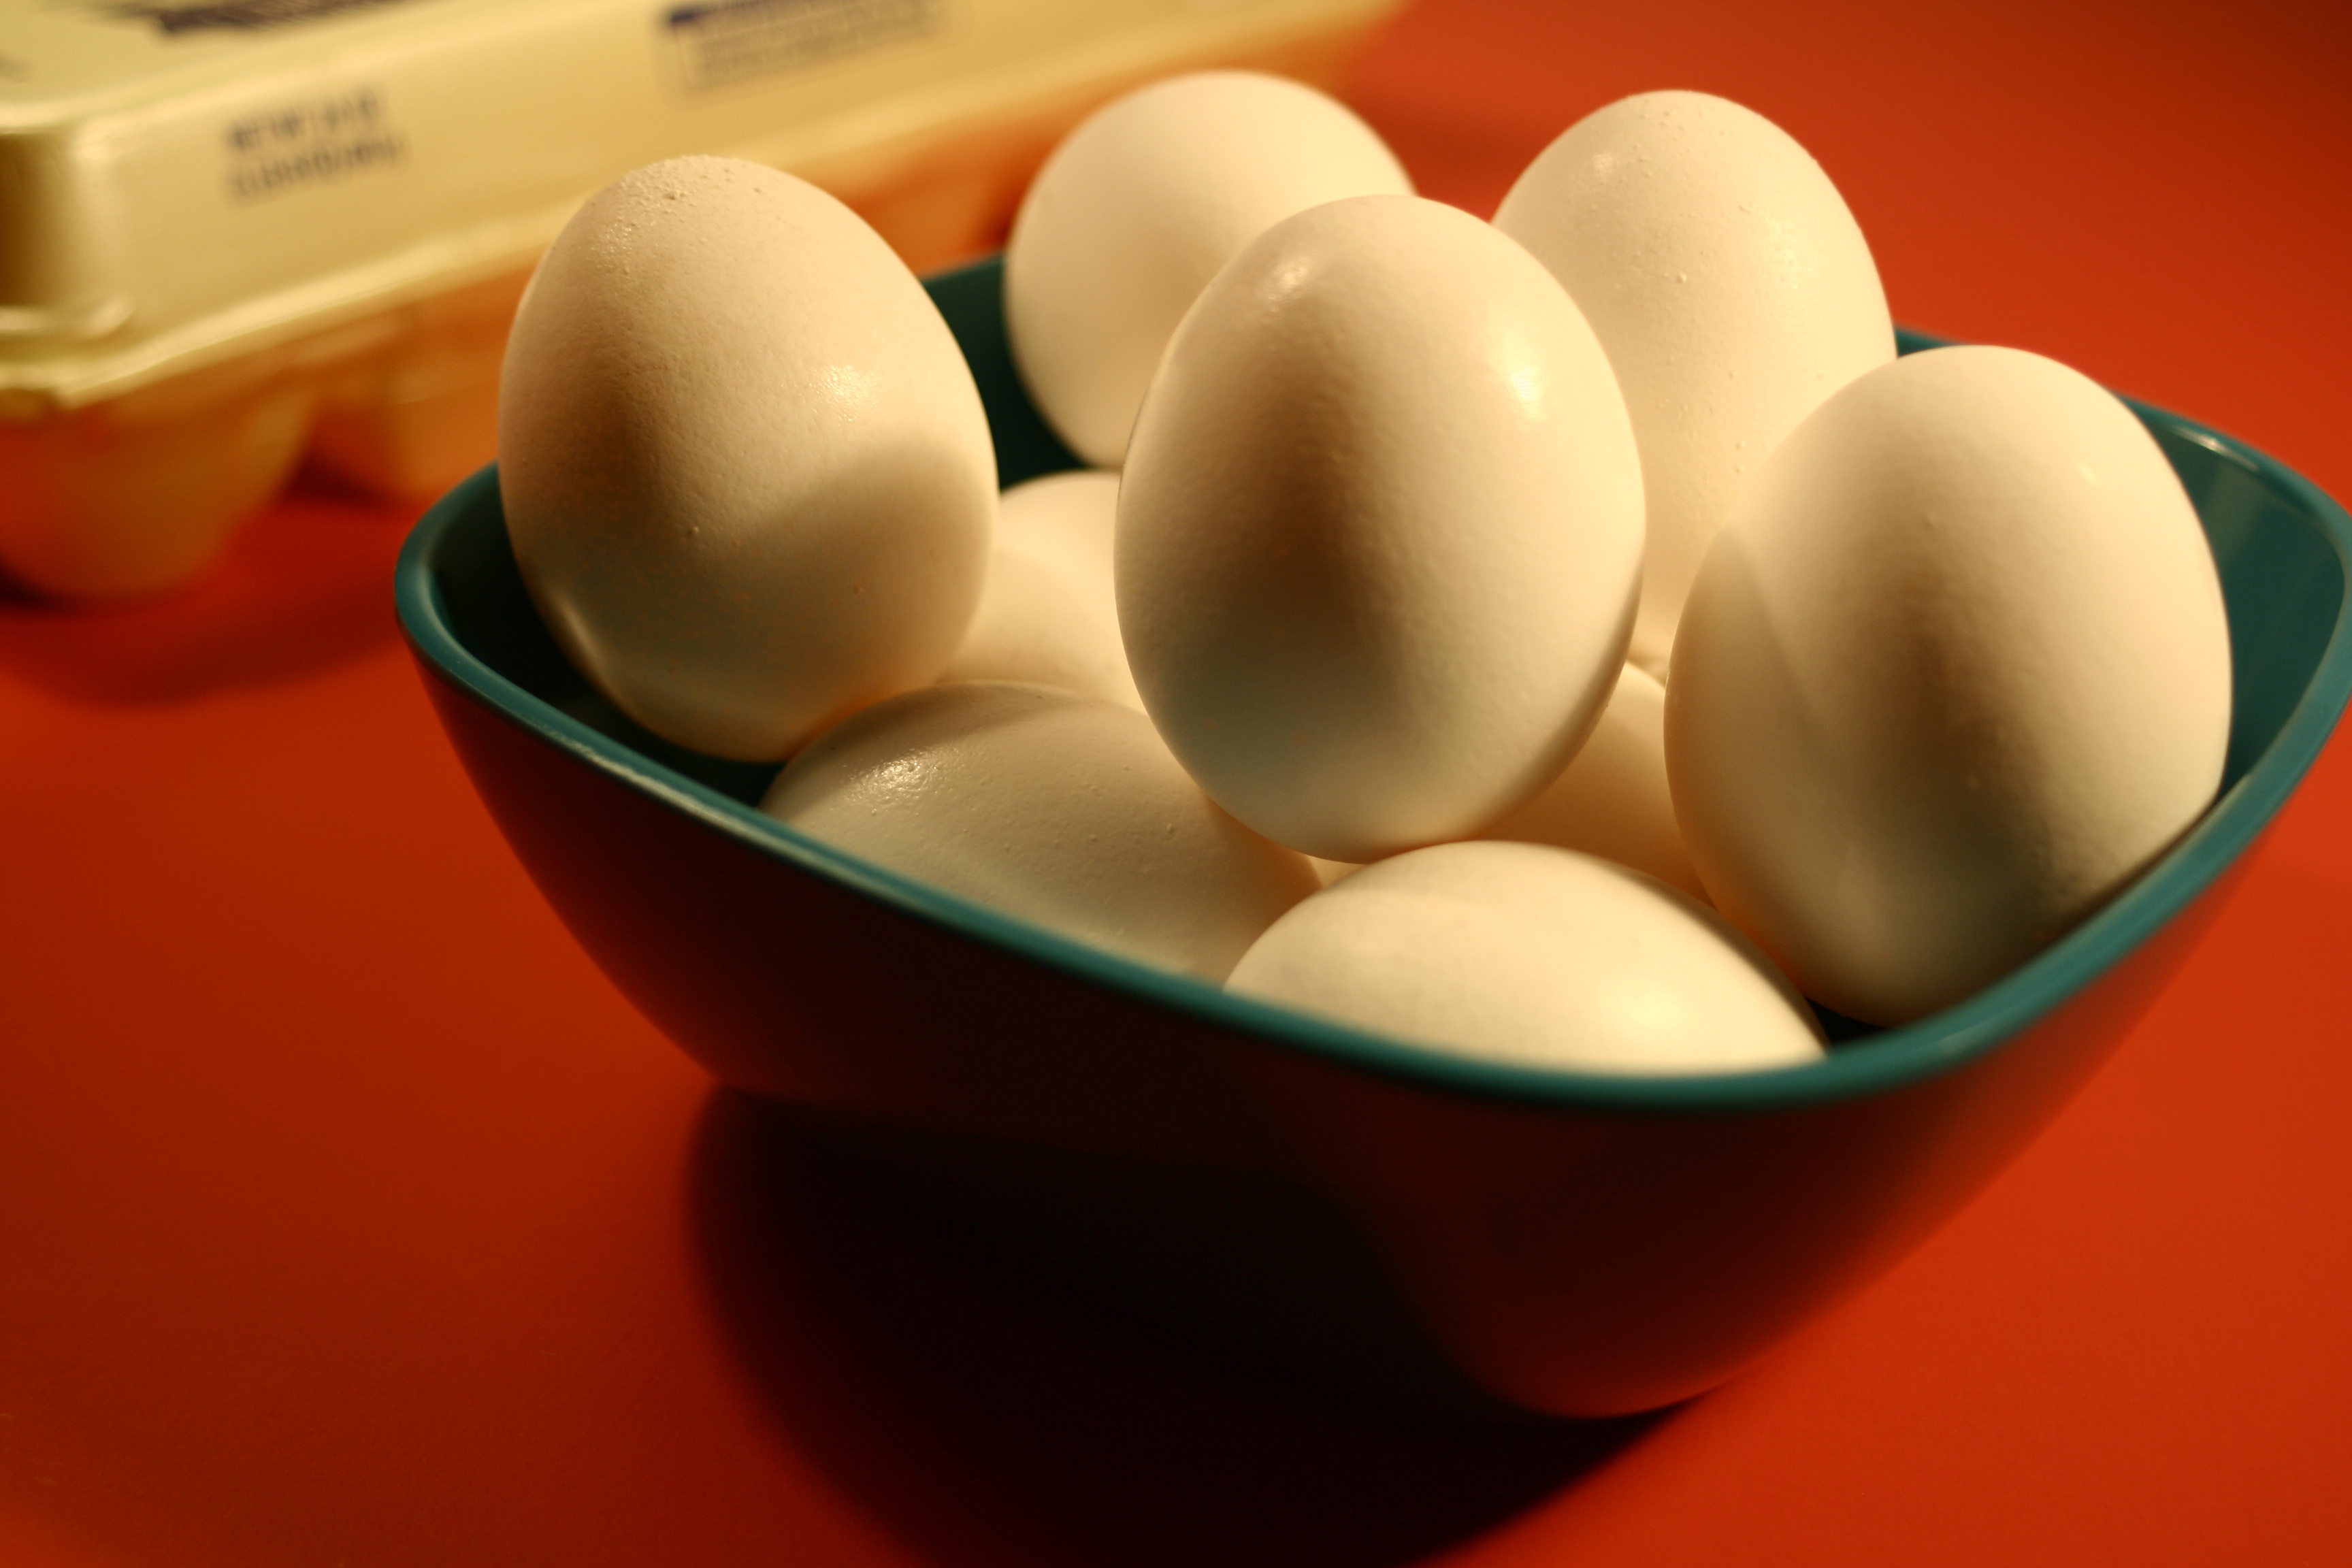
399, 255, 2352, 1113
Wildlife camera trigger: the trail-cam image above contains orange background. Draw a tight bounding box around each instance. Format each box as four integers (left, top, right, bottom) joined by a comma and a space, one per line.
5, 1, 2349, 1563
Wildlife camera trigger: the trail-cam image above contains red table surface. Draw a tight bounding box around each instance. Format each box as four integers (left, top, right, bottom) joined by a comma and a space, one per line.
5, 2, 2349, 1563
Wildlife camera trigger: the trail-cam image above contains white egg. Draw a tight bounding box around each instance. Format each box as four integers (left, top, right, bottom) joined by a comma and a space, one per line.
1493, 90, 1894, 676
1667, 345, 2233, 1026
1004, 70, 1412, 468
761, 681, 1318, 981
1228, 841, 1824, 1074
937, 470, 1141, 708
1118, 194, 1645, 864
1474, 663, 1705, 901
499, 156, 996, 762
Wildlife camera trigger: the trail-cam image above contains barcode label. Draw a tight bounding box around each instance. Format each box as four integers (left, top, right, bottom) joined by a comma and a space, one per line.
662, 0, 937, 93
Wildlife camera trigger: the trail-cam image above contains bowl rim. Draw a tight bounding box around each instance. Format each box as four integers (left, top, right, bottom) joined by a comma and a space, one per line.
396, 336, 2352, 1118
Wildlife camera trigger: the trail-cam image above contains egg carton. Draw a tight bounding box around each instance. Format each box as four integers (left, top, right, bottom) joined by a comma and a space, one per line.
0, 0, 1397, 600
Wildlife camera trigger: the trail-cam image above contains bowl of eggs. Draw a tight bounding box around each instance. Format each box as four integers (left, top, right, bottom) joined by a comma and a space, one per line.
397, 78, 2352, 1420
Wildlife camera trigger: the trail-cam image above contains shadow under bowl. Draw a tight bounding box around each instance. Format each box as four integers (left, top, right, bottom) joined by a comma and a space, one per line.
395, 255, 2352, 1419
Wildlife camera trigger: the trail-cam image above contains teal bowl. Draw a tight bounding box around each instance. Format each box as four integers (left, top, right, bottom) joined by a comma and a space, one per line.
397, 256, 2352, 1418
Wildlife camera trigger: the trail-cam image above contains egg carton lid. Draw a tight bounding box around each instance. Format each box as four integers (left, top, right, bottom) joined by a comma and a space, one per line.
0, 0, 1394, 418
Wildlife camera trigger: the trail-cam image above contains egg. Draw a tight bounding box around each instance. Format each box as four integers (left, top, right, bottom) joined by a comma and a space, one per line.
936, 470, 1141, 708
1473, 663, 1705, 901
1667, 345, 2234, 1026
1228, 841, 1824, 1074
761, 681, 1318, 981
1117, 194, 1645, 864
1004, 70, 1412, 468
1493, 90, 1894, 676
498, 155, 996, 762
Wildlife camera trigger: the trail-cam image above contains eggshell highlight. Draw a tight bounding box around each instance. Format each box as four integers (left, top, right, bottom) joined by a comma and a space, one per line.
1228, 842, 1823, 1075
1667, 344, 2234, 1025
762, 682, 1319, 981
500, 156, 996, 762
1494, 90, 1894, 674
1004, 71, 1411, 468
1117, 194, 1645, 864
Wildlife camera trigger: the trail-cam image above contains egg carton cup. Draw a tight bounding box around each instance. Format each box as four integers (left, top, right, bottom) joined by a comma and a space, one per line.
396, 255, 2352, 1418
0, 0, 1395, 600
